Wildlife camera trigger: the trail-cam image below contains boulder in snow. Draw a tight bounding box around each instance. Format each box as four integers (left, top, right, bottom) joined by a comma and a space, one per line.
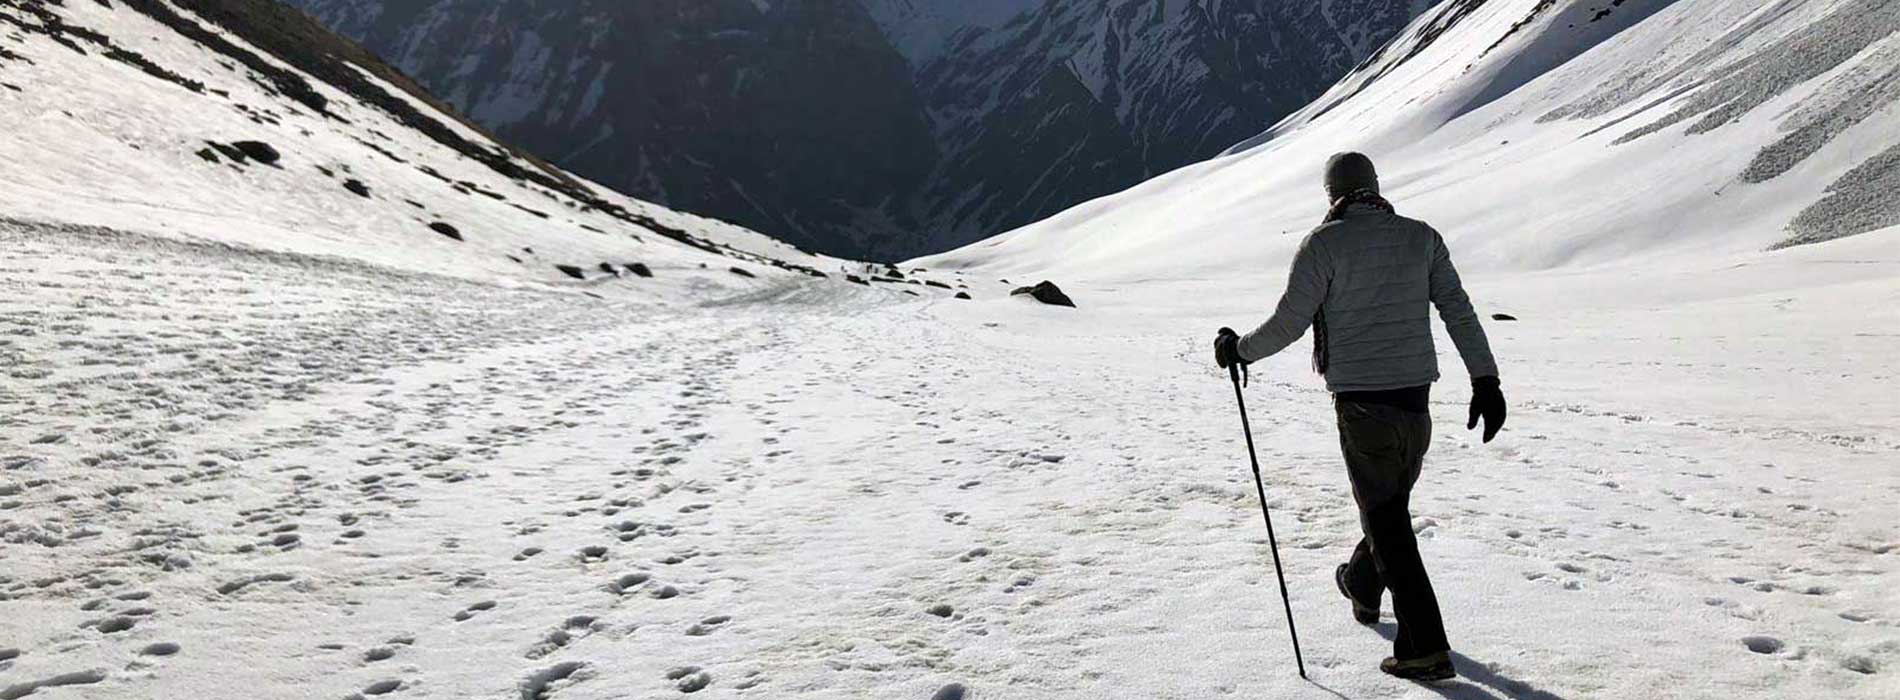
598, 262, 620, 277
1492, 313, 1518, 321
342, 179, 370, 197
729, 266, 755, 278
555, 265, 586, 280
623, 263, 653, 278
1010, 281, 1075, 308
230, 140, 281, 165
428, 222, 462, 241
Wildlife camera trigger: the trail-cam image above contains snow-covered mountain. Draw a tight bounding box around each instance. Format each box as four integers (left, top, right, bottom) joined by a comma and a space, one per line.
0, 0, 876, 293
5, 3, 1898, 699
923, 0, 1900, 277
281, 0, 1433, 260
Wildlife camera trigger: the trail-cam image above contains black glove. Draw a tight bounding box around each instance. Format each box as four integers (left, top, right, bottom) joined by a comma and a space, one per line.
1468, 376, 1506, 443
1213, 327, 1245, 369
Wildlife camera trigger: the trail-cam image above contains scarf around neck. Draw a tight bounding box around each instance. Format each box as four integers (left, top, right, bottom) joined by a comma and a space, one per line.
1313, 189, 1395, 375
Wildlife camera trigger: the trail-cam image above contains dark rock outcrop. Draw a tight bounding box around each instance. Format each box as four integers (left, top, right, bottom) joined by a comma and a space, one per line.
1010, 281, 1075, 308
230, 140, 280, 165
729, 266, 756, 278
427, 222, 462, 241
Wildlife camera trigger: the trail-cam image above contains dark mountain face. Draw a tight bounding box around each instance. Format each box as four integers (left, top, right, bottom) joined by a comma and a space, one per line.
288, 0, 1429, 260
896, 0, 1434, 258
293, 0, 935, 255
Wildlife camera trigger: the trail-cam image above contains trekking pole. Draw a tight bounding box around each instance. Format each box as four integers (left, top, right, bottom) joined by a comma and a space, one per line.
1228, 363, 1306, 679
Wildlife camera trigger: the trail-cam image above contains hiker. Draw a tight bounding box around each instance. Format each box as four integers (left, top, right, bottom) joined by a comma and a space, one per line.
1211, 152, 1506, 682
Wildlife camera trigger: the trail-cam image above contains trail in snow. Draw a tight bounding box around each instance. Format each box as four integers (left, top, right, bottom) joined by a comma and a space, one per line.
3, 221, 1895, 698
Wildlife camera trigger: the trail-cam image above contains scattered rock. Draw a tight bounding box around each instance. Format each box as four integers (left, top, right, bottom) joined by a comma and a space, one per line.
194, 147, 220, 163
597, 263, 620, 277
623, 263, 653, 278
954, 292, 971, 300
208, 141, 249, 163
729, 266, 755, 278
1009, 280, 1075, 308
428, 222, 463, 241
1742, 635, 1784, 654
846, 275, 869, 286
343, 179, 370, 198
1491, 313, 1518, 321
925, 280, 951, 289
931, 683, 968, 700
926, 603, 954, 618
230, 140, 281, 166
555, 265, 587, 280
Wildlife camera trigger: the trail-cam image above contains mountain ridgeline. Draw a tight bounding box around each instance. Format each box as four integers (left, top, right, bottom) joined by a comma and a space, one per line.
284, 0, 1432, 260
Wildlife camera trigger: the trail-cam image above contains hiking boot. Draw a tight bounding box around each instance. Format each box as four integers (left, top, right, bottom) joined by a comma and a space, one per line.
1335, 563, 1379, 624
1381, 651, 1456, 682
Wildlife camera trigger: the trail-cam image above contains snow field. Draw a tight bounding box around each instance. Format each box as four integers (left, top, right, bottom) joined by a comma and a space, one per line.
3, 220, 1895, 699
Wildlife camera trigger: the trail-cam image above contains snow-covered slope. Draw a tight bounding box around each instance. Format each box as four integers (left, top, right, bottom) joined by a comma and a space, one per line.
922, 0, 1900, 278
0, 0, 842, 294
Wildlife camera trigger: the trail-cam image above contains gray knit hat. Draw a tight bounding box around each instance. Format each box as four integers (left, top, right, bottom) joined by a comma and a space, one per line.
1324, 152, 1379, 198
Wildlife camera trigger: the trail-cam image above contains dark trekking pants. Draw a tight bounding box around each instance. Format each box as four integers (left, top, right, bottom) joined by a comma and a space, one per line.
1335, 396, 1450, 660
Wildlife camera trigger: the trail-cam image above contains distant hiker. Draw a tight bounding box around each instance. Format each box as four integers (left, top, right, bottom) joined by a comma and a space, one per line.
1212, 152, 1506, 682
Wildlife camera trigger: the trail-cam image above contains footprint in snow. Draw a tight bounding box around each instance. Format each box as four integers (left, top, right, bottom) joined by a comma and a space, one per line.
360, 679, 402, 696
666, 666, 711, 693
685, 615, 731, 637
453, 600, 497, 622
525, 618, 597, 660
89, 616, 137, 634
607, 573, 650, 595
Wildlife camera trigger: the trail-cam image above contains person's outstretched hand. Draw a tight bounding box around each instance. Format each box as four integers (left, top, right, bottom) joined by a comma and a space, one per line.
1214, 327, 1245, 369
1468, 376, 1506, 442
